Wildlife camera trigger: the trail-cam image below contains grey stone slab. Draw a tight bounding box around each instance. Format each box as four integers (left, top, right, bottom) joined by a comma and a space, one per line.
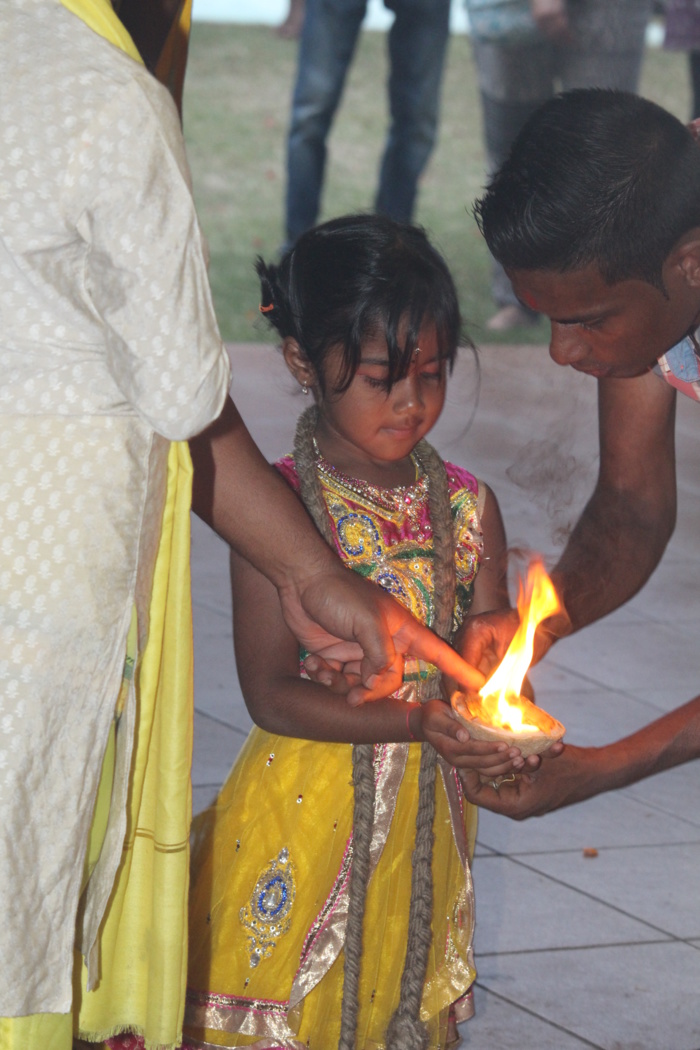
475, 773, 700, 854
622, 764, 700, 827
658, 510, 700, 560
528, 661, 602, 696
192, 783, 220, 815
671, 616, 700, 640
191, 514, 232, 617
458, 982, 600, 1049
623, 552, 700, 624
227, 343, 298, 462
191, 709, 247, 799
473, 840, 498, 859
520, 841, 700, 941
474, 941, 700, 1050
470, 854, 663, 956
191, 615, 250, 729
538, 686, 680, 745
543, 620, 700, 696
610, 686, 699, 716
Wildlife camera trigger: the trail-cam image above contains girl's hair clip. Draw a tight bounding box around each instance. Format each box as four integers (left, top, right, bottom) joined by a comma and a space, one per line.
259, 302, 275, 313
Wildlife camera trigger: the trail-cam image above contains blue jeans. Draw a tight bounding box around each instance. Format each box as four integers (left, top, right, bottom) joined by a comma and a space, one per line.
285, 0, 451, 246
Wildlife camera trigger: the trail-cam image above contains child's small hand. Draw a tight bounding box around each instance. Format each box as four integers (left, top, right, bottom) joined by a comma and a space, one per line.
303, 653, 362, 696
416, 699, 527, 777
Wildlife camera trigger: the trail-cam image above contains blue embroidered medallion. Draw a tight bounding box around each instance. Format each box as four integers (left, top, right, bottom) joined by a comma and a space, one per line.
239, 848, 296, 968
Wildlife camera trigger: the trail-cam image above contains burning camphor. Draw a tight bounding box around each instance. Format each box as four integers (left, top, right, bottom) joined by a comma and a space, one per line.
452, 560, 565, 755
478, 559, 560, 730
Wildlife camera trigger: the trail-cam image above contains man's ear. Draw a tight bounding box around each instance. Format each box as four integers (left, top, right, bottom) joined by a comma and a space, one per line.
671, 228, 700, 288
282, 337, 316, 392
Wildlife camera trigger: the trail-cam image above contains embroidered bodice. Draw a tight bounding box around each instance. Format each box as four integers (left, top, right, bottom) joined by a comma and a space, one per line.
276, 450, 484, 649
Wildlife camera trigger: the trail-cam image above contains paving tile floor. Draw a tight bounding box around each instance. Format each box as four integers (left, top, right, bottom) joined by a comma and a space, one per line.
190, 342, 700, 1050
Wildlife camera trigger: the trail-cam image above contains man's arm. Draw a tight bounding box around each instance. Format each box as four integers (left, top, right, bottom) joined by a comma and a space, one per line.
460, 371, 677, 671
460, 694, 700, 818
189, 397, 484, 699
550, 371, 677, 635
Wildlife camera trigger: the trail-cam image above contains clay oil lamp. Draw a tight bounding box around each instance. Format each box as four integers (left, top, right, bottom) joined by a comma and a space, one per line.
452, 560, 565, 760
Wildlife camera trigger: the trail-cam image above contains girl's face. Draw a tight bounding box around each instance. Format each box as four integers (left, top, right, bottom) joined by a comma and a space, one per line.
314, 324, 447, 481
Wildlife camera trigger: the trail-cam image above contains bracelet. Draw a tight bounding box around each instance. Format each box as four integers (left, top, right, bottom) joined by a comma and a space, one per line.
406, 703, 420, 742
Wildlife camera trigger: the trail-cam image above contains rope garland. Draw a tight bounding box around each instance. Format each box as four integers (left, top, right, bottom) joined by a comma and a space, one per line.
293, 406, 457, 1050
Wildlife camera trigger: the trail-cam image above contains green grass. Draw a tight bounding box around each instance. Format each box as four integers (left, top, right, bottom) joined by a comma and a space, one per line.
183, 23, 691, 344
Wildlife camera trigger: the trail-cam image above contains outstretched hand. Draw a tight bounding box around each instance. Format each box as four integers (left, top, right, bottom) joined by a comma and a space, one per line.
279, 564, 485, 705
459, 742, 593, 819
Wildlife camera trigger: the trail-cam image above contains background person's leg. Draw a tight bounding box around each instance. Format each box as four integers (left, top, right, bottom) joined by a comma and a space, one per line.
375, 0, 451, 222
690, 51, 700, 119
285, 0, 367, 246
472, 38, 554, 327
558, 0, 652, 92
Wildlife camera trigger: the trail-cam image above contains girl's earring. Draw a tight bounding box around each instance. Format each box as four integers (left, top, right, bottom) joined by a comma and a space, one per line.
301, 381, 309, 395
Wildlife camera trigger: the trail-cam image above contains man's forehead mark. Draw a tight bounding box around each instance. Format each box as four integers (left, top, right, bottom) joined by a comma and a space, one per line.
520, 290, 539, 310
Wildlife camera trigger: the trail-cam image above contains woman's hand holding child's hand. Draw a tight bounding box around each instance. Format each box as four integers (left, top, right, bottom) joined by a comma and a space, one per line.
303, 659, 527, 776
303, 653, 361, 695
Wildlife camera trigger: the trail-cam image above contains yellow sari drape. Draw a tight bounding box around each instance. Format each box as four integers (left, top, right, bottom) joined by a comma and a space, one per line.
58, 6, 195, 1046
3, 435, 195, 1050
62, 0, 141, 60
74, 443, 195, 1050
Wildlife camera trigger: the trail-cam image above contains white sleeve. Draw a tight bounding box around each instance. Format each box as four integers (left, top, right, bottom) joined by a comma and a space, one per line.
71, 73, 230, 439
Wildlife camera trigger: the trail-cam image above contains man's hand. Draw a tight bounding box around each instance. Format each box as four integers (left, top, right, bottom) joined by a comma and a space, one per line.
279, 565, 485, 705
448, 605, 569, 700
454, 608, 519, 683
459, 742, 594, 818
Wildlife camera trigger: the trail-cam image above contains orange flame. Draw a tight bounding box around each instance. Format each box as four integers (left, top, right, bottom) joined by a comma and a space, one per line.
478, 560, 561, 731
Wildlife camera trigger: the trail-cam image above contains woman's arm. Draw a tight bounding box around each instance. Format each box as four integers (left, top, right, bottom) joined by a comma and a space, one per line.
190, 397, 484, 702
231, 545, 417, 742
231, 547, 519, 774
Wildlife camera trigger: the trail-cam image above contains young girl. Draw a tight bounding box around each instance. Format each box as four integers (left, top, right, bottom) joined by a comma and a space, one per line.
182, 215, 510, 1050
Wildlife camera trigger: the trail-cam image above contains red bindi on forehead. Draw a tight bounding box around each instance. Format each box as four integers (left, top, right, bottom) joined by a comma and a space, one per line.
520, 290, 539, 310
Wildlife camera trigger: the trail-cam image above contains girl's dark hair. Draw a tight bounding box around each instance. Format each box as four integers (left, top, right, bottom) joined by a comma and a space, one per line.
474, 89, 700, 290
256, 213, 462, 393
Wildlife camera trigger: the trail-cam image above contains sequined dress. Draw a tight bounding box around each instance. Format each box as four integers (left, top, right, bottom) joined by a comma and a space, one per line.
184, 451, 485, 1050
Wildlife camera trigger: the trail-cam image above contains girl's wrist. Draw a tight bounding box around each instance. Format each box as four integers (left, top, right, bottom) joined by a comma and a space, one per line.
406, 703, 422, 742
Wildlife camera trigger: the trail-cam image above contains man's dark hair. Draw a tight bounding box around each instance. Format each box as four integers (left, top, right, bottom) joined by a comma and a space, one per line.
474, 89, 700, 289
